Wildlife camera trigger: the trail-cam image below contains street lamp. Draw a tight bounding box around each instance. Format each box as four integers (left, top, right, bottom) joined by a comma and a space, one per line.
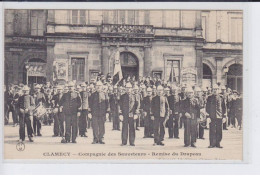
25, 62, 30, 85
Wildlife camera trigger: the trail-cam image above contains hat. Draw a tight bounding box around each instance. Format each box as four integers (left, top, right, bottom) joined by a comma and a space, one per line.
157, 85, 164, 91
126, 82, 132, 88
68, 81, 74, 87
81, 83, 87, 87
147, 87, 152, 92
96, 81, 103, 86
113, 85, 118, 89
233, 90, 238, 94
57, 85, 63, 90
181, 83, 187, 88
212, 84, 219, 89
202, 87, 208, 92
194, 87, 201, 92
22, 85, 30, 91
133, 85, 139, 90
186, 87, 194, 93
35, 84, 41, 89
164, 87, 170, 91
76, 85, 81, 89
221, 86, 226, 90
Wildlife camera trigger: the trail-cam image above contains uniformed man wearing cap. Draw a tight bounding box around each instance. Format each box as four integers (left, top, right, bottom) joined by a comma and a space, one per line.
33, 84, 46, 136
167, 85, 180, 139
151, 85, 169, 146
52, 85, 64, 137
206, 84, 226, 148
182, 86, 200, 147
109, 85, 120, 131
78, 83, 89, 137
142, 87, 154, 138
89, 81, 109, 144
119, 82, 140, 146
17, 85, 35, 142
59, 81, 82, 143
179, 83, 187, 129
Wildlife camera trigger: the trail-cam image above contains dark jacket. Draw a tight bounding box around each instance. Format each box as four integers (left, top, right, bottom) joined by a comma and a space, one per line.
119, 93, 139, 118
206, 94, 226, 119
17, 94, 35, 112
167, 94, 180, 114
59, 91, 82, 114
151, 95, 169, 118
89, 91, 109, 118
142, 95, 153, 114
182, 97, 200, 120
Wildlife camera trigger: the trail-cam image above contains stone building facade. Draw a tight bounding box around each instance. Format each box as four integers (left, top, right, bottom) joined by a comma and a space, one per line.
4, 10, 243, 92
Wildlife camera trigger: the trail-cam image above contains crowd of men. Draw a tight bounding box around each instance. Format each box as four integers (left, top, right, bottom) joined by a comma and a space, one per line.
4, 74, 243, 148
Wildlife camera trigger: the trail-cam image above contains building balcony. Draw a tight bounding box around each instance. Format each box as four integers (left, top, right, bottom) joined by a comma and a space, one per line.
5, 35, 46, 47
100, 24, 154, 39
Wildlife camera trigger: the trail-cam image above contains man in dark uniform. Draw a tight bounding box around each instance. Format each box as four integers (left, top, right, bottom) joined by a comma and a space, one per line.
206, 84, 226, 148
59, 81, 82, 143
182, 87, 201, 147
33, 84, 46, 136
142, 87, 153, 138
179, 84, 187, 129
79, 83, 89, 137
151, 85, 169, 146
109, 85, 120, 131
119, 83, 139, 146
17, 85, 35, 142
52, 85, 64, 137
89, 81, 109, 144
167, 85, 180, 139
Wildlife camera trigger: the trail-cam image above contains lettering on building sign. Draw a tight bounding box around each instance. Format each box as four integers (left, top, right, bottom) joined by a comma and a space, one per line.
27, 62, 46, 77
182, 67, 197, 85
53, 60, 68, 81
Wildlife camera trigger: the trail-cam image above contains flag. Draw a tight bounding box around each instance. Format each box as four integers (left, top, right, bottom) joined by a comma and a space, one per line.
113, 50, 123, 85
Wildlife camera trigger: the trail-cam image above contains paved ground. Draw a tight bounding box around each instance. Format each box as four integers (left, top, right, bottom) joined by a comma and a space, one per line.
4, 120, 243, 161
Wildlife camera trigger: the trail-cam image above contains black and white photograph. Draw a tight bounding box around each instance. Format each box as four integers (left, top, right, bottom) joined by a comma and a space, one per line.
3, 8, 243, 160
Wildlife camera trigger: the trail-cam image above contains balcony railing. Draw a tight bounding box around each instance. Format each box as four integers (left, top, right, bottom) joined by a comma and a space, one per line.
101, 24, 154, 38
5, 36, 46, 46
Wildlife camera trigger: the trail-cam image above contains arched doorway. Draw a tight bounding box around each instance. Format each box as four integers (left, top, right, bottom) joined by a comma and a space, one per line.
202, 63, 212, 88
24, 58, 46, 85
120, 52, 139, 80
227, 64, 243, 93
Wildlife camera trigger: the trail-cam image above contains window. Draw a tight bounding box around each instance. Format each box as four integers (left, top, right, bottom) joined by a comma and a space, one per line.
166, 60, 180, 83
230, 18, 242, 42
31, 10, 44, 36
202, 63, 212, 88
227, 64, 243, 93
71, 10, 86, 25
128, 10, 135, 25
119, 10, 125, 24
71, 58, 85, 82
202, 16, 207, 40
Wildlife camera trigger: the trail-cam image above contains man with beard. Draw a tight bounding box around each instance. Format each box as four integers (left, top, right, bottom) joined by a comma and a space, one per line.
119, 83, 140, 146
17, 85, 35, 142
167, 85, 180, 139
59, 81, 82, 143
142, 87, 154, 138
33, 84, 46, 136
182, 87, 200, 147
52, 85, 64, 137
89, 81, 109, 144
179, 84, 187, 129
151, 85, 169, 146
206, 84, 226, 148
